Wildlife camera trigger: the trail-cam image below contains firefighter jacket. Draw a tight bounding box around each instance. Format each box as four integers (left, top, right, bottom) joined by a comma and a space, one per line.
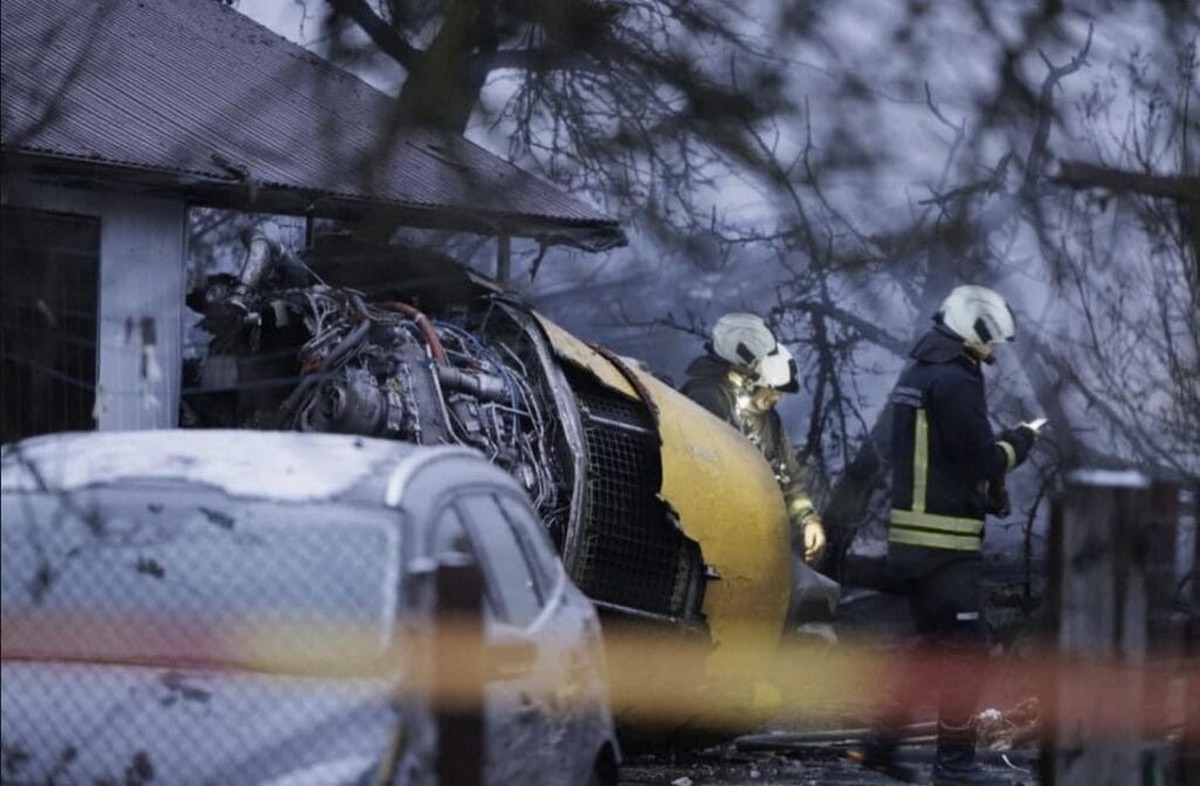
681, 356, 818, 528
888, 325, 1033, 552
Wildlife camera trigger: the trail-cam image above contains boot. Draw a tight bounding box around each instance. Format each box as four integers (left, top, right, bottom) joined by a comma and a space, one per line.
929, 722, 1015, 786
846, 729, 920, 783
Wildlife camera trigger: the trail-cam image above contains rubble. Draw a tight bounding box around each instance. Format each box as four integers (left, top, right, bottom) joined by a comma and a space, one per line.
977, 698, 1040, 751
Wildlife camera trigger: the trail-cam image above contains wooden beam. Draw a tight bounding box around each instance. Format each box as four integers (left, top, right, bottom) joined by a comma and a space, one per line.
496, 233, 512, 284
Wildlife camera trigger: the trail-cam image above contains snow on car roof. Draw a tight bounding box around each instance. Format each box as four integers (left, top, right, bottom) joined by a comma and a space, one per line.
0, 430, 434, 502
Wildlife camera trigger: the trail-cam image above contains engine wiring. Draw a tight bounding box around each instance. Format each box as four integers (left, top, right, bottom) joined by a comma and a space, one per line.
191, 281, 565, 528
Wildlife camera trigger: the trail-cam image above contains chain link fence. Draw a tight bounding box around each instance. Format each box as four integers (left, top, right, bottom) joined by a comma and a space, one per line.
1, 480, 426, 785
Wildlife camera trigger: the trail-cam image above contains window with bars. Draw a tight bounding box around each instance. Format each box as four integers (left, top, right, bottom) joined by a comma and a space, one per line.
1, 207, 100, 443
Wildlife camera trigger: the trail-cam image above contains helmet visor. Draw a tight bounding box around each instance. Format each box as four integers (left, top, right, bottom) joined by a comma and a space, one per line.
756, 346, 798, 393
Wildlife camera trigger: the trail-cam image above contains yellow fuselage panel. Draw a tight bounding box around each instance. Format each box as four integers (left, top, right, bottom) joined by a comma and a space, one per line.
622, 364, 791, 666
531, 313, 640, 400
532, 313, 792, 719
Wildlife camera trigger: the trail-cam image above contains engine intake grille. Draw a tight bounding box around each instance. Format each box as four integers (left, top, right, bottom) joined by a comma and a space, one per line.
566, 368, 700, 618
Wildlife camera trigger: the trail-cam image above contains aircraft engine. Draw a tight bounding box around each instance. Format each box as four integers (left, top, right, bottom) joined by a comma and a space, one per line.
183, 234, 792, 736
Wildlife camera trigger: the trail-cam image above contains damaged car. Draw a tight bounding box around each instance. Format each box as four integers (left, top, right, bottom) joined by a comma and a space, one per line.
180, 231, 813, 733
0, 429, 620, 785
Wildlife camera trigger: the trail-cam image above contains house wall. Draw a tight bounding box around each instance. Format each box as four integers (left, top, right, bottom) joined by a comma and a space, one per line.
1, 177, 185, 431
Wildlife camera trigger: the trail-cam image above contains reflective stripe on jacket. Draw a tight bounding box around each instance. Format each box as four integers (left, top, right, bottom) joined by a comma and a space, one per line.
888, 326, 1025, 552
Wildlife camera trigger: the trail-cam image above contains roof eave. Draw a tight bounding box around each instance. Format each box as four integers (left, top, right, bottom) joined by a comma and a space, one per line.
1, 149, 628, 252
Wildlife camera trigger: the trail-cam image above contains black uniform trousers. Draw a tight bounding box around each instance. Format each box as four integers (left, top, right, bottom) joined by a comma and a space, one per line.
880, 542, 988, 735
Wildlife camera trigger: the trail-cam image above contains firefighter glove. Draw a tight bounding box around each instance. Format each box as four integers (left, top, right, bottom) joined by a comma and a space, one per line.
998, 425, 1037, 462
803, 515, 827, 565
986, 479, 1011, 518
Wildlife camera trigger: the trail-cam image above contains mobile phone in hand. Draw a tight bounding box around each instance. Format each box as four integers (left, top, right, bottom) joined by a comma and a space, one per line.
1021, 417, 1048, 433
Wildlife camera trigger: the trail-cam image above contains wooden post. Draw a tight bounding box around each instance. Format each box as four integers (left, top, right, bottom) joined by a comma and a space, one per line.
1144, 482, 1193, 786
1043, 468, 1151, 786
495, 234, 511, 284
434, 553, 485, 786
1183, 484, 1199, 786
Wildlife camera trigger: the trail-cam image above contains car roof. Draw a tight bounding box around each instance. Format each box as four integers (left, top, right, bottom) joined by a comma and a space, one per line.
0, 430, 493, 506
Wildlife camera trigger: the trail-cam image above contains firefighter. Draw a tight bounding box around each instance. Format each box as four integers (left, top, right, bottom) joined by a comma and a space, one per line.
857, 285, 1038, 785
681, 313, 837, 629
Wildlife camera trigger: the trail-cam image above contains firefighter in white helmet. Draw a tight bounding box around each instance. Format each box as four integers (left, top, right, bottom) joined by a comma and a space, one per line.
681, 313, 832, 621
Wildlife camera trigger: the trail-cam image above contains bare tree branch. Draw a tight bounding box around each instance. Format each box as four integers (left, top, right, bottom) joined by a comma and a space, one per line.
325, 0, 423, 69
1023, 24, 1093, 194
1053, 160, 1200, 201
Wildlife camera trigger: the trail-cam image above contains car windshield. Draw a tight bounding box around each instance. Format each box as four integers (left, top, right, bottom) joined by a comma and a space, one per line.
1, 484, 402, 668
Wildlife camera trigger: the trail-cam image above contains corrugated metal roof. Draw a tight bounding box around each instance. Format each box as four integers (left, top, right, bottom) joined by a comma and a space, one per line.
0, 0, 624, 249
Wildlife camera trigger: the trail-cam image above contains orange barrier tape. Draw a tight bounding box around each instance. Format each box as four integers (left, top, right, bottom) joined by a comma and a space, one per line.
2, 610, 1195, 740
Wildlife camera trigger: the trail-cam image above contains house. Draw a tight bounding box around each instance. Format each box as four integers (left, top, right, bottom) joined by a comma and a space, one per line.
0, 0, 624, 443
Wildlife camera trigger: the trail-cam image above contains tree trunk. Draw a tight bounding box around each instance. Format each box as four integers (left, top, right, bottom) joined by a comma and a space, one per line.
396, 0, 494, 133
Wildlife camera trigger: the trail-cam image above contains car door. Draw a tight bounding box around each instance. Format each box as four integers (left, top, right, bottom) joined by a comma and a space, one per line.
493, 490, 615, 784
445, 489, 565, 785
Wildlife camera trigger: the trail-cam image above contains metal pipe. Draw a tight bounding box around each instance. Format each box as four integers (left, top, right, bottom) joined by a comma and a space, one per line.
435, 365, 507, 402
378, 301, 447, 365
236, 228, 275, 293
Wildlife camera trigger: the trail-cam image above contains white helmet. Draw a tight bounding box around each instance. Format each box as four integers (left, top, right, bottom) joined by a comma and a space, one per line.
937, 285, 1015, 358
711, 312, 798, 392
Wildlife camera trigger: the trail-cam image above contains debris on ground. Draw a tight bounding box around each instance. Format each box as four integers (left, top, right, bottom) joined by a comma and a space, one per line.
977, 697, 1040, 751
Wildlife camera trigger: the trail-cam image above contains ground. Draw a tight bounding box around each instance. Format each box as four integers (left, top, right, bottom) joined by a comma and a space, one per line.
617, 743, 1039, 785
615, 586, 1045, 785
